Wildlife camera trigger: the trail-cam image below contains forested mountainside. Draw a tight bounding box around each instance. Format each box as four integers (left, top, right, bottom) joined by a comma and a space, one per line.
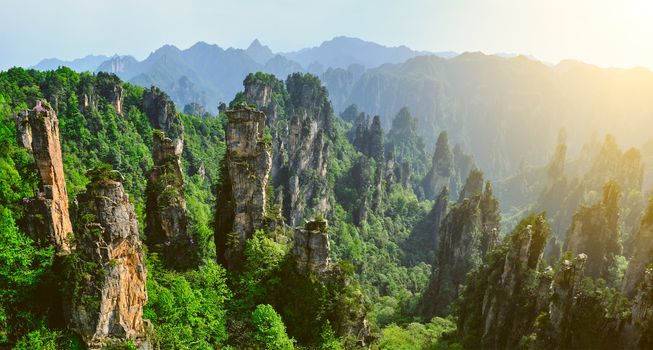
2, 67, 653, 350
322, 54, 653, 180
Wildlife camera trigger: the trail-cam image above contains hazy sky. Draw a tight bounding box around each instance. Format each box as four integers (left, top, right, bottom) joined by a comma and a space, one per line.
1, 0, 652, 70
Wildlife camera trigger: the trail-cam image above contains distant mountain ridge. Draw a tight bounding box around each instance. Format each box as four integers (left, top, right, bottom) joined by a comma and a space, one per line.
281, 36, 455, 72
30, 37, 450, 111
33, 54, 112, 72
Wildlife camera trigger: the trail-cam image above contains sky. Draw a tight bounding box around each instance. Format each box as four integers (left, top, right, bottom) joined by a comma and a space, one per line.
1, 0, 652, 70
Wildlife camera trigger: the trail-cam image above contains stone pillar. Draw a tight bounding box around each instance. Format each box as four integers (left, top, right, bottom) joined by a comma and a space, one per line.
70, 174, 149, 349
27, 100, 73, 254
215, 104, 272, 269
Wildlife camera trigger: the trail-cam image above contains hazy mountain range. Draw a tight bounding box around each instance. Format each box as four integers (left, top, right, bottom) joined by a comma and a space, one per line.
30, 37, 653, 181
32, 36, 454, 112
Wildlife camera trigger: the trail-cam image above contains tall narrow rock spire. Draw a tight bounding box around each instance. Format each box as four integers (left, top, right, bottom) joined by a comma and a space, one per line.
26, 100, 73, 253
215, 103, 272, 269
68, 167, 150, 349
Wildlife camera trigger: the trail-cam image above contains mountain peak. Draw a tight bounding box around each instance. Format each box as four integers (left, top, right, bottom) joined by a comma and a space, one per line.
245, 39, 274, 65
248, 39, 264, 49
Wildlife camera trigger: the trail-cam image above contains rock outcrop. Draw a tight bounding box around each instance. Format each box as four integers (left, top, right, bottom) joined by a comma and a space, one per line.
564, 180, 621, 279
422, 131, 456, 200
399, 161, 411, 189
78, 72, 124, 115
480, 220, 549, 348
420, 171, 500, 318
243, 73, 334, 226
623, 199, 653, 297
350, 155, 374, 226
385, 148, 396, 191
429, 187, 450, 247
458, 168, 484, 202
278, 73, 333, 225
290, 218, 373, 345
452, 214, 553, 349
402, 186, 451, 265
292, 218, 331, 275
548, 253, 587, 348
622, 268, 653, 348
351, 115, 384, 163
67, 169, 149, 349
584, 135, 643, 194
243, 72, 281, 125
145, 131, 198, 270
22, 100, 73, 253
143, 86, 183, 139
142, 87, 197, 270
350, 115, 385, 212
215, 104, 272, 269
13, 109, 32, 150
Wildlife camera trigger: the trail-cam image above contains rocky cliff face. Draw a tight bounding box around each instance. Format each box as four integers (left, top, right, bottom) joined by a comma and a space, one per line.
622, 268, 653, 348
420, 170, 500, 318
623, 200, 653, 297
350, 156, 373, 226
548, 253, 587, 348
458, 168, 484, 202
67, 171, 149, 349
243, 73, 283, 126
292, 218, 331, 275
13, 109, 32, 150
403, 185, 451, 265
399, 161, 411, 189
78, 72, 125, 115
618, 200, 653, 347
429, 187, 450, 247
458, 216, 550, 349
243, 73, 334, 226
142, 87, 196, 270
143, 86, 183, 139
279, 73, 333, 225
564, 180, 621, 279
215, 104, 272, 269
146, 131, 198, 270
352, 114, 384, 163
584, 135, 643, 194
350, 115, 385, 212
22, 100, 73, 253
422, 132, 456, 200
290, 218, 372, 345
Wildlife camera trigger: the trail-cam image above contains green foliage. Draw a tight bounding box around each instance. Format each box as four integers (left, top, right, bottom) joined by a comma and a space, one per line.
0, 208, 53, 347
144, 257, 231, 349
251, 304, 295, 349
374, 317, 458, 350
319, 321, 344, 350
385, 107, 428, 178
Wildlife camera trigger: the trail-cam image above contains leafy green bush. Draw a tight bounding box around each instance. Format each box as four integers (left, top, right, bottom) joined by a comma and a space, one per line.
144, 257, 231, 349
251, 304, 295, 350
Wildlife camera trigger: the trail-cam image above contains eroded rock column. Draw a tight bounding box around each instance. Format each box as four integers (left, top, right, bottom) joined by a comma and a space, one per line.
215, 104, 272, 269
26, 100, 73, 253
69, 171, 149, 349
146, 131, 198, 270
292, 218, 331, 275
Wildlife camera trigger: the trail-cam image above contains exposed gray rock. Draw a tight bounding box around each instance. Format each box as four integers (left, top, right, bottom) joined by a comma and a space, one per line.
24, 100, 73, 254
70, 177, 150, 349
292, 219, 331, 275
214, 104, 272, 269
